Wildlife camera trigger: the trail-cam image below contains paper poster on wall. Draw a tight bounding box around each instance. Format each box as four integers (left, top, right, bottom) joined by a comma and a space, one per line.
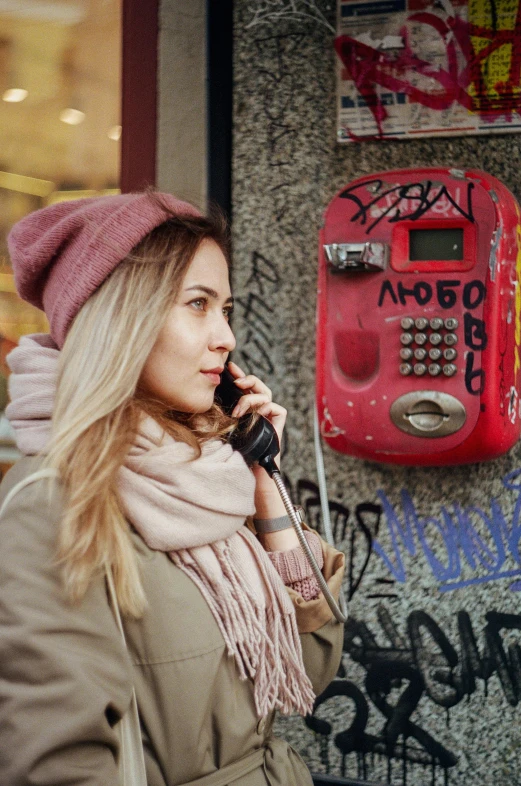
336, 0, 521, 141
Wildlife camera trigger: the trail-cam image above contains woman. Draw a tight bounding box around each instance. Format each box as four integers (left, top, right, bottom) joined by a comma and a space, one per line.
0, 192, 345, 786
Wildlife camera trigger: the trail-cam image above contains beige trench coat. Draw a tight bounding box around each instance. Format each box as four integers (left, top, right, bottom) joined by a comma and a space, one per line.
0, 458, 345, 786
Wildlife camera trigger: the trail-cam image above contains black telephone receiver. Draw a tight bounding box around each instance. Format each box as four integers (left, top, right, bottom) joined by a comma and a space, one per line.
215, 365, 279, 472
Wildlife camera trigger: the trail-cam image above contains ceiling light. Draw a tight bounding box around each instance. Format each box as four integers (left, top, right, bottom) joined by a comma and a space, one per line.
0, 1, 86, 25
3, 88, 28, 103
60, 108, 85, 125
108, 125, 122, 141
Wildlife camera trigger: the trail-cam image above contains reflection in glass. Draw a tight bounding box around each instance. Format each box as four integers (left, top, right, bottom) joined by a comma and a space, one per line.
0, 0, 121, 464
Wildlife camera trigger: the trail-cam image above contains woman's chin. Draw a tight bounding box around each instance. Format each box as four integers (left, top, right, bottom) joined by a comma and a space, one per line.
173, 395, 215, 414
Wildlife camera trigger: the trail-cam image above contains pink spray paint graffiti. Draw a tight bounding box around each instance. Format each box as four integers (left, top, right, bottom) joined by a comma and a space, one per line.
335, 0, 521, 141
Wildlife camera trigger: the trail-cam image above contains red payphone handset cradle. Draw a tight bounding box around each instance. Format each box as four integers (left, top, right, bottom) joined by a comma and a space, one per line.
316, 168, 521, 466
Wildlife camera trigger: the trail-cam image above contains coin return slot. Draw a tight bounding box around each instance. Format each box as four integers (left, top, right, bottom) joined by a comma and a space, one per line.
390, 390, 467, 438
405, 400, 448, 431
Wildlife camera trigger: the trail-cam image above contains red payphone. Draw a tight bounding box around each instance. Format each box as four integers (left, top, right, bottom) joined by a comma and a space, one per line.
316, 168, 521, 465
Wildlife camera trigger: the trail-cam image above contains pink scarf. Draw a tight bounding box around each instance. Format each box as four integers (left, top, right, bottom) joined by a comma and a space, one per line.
6, 334, 314, 717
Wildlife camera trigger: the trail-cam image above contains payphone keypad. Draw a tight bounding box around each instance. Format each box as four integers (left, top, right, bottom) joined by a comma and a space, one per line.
399, 316, 459, 377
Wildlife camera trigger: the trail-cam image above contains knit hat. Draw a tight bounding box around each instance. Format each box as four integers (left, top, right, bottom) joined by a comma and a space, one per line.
7, 191, 201, 347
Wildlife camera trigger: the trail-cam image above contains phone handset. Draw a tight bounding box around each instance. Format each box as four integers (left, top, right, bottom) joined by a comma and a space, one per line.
215, 364, 347, 624
215, 365, 280, 470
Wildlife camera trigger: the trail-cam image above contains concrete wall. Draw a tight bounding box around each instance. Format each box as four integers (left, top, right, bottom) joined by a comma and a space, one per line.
157, 0, 206, 209
232, 3, 521, 785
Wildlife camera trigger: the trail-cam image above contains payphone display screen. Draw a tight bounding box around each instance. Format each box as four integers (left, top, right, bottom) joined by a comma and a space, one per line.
409, 228, 464, 261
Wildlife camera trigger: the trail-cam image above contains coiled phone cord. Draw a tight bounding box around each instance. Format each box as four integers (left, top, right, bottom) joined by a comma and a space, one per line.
269, 469, 347, 623
229, 376, 348, 624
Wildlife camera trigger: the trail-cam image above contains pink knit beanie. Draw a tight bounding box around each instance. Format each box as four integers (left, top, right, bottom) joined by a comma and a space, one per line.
7, 191, 201, 347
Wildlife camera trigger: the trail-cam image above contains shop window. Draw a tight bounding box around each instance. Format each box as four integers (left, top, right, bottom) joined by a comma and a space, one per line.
0, 0, 121, 468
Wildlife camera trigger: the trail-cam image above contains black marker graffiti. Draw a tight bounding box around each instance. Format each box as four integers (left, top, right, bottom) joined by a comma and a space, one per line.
464, 352, 485, 395
462, 280, 486, 310
463, 311, 487, 350
246, 251, 280, 296
368, 576, 398, 601
377, 279, 483, 311
437, 280, 460, 309
308, 604, 521, 785
339, 179, 475, 234
464, 310, 488, 395
245, 0, 335, 33
236, 291, 275, 376
236, 30, 322, 368
396, 281, 432, 306
236, 253, 280, 376
251, 34, 305, 228
348, 607, 521, 708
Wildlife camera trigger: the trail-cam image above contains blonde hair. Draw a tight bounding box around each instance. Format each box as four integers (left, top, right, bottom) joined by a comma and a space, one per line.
43, 204, 233, 617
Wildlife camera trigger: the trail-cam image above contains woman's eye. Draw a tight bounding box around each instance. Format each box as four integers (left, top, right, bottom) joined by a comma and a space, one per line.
223, 306, 234, 319
189, 297, 207, 311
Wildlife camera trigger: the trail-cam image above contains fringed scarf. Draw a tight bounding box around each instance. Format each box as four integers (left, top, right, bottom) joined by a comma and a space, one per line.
6, 334, 315, 718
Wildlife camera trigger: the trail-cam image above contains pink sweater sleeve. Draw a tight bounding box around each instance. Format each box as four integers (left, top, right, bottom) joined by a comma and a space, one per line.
266, 531, 324, 600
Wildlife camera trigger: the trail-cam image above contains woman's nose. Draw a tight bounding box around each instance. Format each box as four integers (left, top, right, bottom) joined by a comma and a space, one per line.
210, 317, 236, 352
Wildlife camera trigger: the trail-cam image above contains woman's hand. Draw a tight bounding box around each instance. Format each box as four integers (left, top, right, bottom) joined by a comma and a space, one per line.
226, 361, 289, 522
227, 361, 287, 449
227, 361, 299, 551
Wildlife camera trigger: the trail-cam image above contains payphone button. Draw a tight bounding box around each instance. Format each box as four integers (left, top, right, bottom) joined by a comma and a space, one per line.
443, 348, 457, 361
443, 364, 457, 377
444, 317, 459, 330
401, 317, 414, 330
414, 348, 427, 360
430, 317, 444, 330
400, 363, 413, 376
400, 348, 413, 360
413, 363, 427, 376
415, 333, 427, 345
430, 333, 442, 346
444, 333, 458, 346
428, 364, 442, 376
400, 333, 414, 345
429, 348, 442, 361
415, 317, 429, 330
390, 391, 466, 437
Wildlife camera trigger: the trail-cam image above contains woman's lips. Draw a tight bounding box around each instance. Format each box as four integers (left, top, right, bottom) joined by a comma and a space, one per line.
201, 369, 223, 385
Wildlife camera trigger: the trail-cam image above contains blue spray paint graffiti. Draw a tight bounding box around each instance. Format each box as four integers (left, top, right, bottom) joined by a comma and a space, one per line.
288, 472, 521, 783
373, 468, 521, 592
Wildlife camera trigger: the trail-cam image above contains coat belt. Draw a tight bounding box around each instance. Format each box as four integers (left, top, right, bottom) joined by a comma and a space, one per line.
180, 739, 287, 786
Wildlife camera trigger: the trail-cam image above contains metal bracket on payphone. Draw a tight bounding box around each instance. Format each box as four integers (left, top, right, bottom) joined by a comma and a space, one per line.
324, 242, 389, 272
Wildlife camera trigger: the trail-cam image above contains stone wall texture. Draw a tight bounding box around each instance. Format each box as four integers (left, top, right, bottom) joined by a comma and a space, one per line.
232, 2, 521, 784
157, 0, 207, 208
